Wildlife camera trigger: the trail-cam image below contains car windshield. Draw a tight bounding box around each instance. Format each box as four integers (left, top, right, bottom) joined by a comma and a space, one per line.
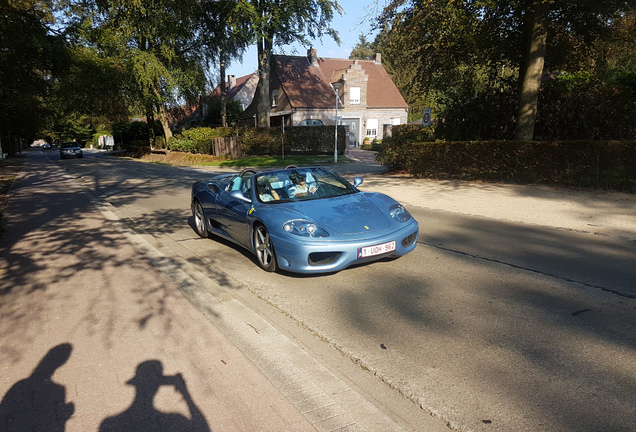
254, 167, 357, 203
61, 142, 78, 148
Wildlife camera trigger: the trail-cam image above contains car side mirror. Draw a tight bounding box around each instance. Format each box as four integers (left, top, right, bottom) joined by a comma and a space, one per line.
353, 177, 363, 188
229, 190, 252, 203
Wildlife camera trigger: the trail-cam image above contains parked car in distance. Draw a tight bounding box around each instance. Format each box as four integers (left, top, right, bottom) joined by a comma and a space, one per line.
60, 141, 83, 159
43, 143, 51, 149
191, 166, 419, 273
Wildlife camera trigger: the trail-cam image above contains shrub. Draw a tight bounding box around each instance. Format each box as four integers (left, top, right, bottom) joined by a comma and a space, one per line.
163, 125, 346, 157
387, 140, 636, 192
167, 138, 199, 153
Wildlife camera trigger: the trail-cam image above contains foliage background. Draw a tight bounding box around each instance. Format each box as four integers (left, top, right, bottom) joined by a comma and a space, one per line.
354, 1, 636, 142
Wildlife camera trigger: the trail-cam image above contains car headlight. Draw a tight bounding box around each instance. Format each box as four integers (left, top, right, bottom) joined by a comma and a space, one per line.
389, 204, 411, 223
283, 220, 330, 238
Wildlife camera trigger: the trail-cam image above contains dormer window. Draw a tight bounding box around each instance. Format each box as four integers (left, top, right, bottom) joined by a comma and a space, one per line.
350, 86, 360, 104
271, 89, 278, 107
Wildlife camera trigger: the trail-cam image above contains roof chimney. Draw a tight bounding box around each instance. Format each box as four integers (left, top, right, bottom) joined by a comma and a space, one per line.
227, 75, 236, 90
374, 53, 381, 64
308, 48, 318, 66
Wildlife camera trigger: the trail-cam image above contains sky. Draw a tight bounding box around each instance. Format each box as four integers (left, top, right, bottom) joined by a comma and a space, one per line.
225, 0, 384, 79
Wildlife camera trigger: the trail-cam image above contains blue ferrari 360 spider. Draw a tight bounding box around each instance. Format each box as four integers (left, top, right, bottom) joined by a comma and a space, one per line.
190, 166, 418, 273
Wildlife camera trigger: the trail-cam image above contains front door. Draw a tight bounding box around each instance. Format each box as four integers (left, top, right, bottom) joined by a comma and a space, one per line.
340, 118, 360, 147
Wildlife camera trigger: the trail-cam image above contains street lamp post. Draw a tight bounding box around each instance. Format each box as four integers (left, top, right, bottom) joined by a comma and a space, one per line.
331, 82, 342, 163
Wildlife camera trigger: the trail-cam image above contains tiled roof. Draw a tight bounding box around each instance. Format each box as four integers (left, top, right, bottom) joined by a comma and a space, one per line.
211, 73, 256, 100
273, 55, 407, 109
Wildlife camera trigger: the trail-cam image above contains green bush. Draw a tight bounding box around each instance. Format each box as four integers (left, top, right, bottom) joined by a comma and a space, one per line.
167, 127, 238, 154
239, 127, 278, 155
380, 138, 636, 192
281, 126, 346, 155
167, 138, 199, 152
165, 125, 347, 157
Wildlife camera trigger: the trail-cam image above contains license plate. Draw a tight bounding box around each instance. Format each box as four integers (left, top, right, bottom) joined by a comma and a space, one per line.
358, 241, 396, 258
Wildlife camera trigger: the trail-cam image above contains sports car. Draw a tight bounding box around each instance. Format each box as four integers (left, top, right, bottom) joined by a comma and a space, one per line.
190, 166, 418, 273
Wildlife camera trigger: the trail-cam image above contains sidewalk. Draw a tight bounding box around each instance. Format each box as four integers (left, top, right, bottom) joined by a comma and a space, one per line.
0, 155, 320, 431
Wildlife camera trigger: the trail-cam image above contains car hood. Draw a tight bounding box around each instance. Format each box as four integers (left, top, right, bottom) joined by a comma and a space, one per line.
282, 193, 391, 235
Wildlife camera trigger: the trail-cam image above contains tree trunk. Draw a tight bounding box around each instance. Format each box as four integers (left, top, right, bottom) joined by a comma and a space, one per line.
256, 35, 272, 127
145, 104, 156, 145
514, 1, 548, 141
158, 106, 173, 143
220, 48, 227, 127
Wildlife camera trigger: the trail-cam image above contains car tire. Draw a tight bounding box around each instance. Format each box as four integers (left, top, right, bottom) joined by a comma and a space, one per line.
192, 201, 209, 238
253, 224, 277, 272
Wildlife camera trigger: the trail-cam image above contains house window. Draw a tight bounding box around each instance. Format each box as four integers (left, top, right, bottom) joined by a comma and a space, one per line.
366, 118, 378, 137
350, 87, 360, 104
392, 117, 401, 125
271, 89, 278, 107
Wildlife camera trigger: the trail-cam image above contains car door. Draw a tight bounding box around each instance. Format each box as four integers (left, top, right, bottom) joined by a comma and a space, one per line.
215, 173, 253, 247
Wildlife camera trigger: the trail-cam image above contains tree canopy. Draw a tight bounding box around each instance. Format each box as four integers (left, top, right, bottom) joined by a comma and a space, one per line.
0, 0, 68, 153
0, 0, 344, 147
246, 0, 342, 126
2, 0, 634, 148
349, 34, 375, 60
376, 0, 636, 140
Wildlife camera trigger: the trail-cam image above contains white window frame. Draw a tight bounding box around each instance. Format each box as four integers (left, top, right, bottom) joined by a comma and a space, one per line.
391, 117, 401, 125
350, 86, 360, 104
366, 118, 378, 137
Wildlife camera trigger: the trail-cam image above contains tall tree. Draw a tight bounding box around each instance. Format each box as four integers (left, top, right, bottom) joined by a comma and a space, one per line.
378, 0, 636, 140
514, 1, 548, 141
0, 0, 67, 153
349, 34, 376, 60
83, 0, 208, 142
199, 1, 252, 127
54, 46, 130, 121
246, 0, 342, 127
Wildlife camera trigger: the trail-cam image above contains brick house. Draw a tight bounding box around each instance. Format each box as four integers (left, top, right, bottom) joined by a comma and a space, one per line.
172, 73, 259, 130
210, 73, 259, 111
235, 49, 408, 146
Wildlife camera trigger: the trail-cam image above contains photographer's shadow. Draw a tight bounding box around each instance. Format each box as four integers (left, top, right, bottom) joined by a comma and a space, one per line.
0, 343, 74, 431
100, 360, 209, 432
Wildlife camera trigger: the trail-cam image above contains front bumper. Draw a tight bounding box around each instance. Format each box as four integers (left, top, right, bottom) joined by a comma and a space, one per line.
269, 220, 419, 273
60, 149, 83, 158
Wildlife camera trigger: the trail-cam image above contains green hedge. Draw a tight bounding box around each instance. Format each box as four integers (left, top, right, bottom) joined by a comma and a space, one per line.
167, 127, 235, 153
377, 138, 636, 192
281, 126, 346, 155
166, 125, 346, 156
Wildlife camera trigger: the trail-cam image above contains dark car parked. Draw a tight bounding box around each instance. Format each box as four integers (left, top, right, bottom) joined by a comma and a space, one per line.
60, 142, 83, 159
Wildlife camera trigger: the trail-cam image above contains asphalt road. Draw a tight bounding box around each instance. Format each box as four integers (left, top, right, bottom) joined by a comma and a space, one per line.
41, 148, 636, 431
